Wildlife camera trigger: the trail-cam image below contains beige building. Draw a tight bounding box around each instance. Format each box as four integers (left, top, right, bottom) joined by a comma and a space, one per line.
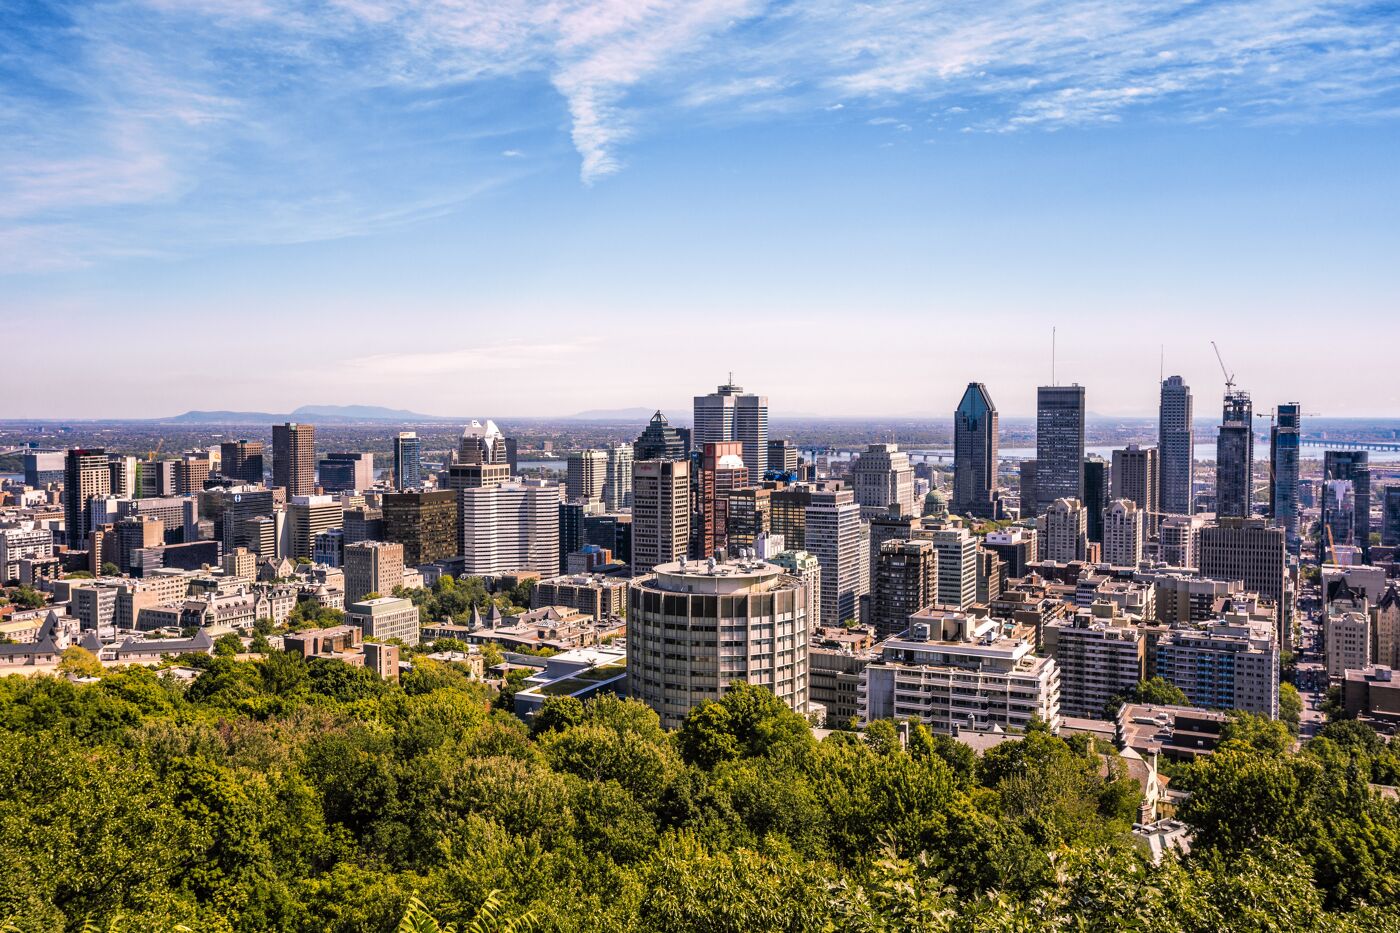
1038, 498, 1087, 563
286, 495, 343, 561
631, 460, 690, 574
346, 596, 421, 647
566, 449, 608, 503
1043, 609, 1145, 718
344, 540, 404, 604
531, 573, 628, 619
1327, 608, 1371, 679
1102, 499, 1144, 567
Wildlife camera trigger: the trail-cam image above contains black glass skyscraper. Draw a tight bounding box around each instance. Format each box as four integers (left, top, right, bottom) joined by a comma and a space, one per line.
1083, 456, 1109, 544
1216, 390, 1254, 519
1034, 385, 1085, 513
1269, 404, 1301, 551
952, 382, 999, 519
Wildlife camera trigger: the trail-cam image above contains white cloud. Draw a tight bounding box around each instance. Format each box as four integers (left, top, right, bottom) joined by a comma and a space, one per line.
2, 0, 1397, 266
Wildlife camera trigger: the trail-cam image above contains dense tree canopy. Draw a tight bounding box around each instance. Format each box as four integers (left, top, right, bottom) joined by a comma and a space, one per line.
0, 661, 1398, 932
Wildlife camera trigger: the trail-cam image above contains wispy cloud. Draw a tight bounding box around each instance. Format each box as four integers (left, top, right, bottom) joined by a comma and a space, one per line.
2, 0, 1397, 270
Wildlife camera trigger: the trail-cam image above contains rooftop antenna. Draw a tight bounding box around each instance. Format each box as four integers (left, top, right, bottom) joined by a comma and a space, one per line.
1159, 344, 1164, 384
1051, 326, 1057, 386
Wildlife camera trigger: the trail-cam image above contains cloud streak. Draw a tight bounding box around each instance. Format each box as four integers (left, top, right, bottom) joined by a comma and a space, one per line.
2, 0, 1397, 269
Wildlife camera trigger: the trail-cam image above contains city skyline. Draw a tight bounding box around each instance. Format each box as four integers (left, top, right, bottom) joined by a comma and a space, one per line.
4, 3, 1400, 418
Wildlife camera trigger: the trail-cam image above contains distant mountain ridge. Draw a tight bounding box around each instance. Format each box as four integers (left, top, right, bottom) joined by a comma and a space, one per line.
164, 405, 454, 424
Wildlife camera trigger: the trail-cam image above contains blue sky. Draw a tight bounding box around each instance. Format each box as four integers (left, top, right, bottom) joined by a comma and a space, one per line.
3, 0, 1399, 419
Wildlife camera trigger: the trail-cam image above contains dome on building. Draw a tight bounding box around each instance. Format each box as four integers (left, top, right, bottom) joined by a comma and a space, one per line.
923, 487, 948, 517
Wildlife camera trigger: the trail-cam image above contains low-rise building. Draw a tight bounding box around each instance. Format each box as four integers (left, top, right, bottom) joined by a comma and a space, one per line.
511, 645, 628, 721
346, 596, 421, 647
531, 573, 628, 619
1342, 666, 1400, 723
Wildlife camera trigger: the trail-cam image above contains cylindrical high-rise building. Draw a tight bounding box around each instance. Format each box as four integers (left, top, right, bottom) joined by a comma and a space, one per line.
628, 557, 811, 729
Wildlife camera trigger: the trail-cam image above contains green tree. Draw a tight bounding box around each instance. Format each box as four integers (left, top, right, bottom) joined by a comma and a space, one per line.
57, 646, 104, 679
1102, 676, 1189, 719
213, 632, 244, 657
100, 562, 120, 577
677, 682, 815, 770
1280, 681, 1303, 733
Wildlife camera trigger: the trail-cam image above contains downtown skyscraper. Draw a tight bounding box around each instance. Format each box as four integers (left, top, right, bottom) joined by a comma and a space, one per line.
1033, 385, 1086, 514
694, 377, 767, 484
952, 382, 999, 519
1216, 390, 1254, 518
393, 432, 422, 490
1322, 450, 1371, 562
1269, 404, 1301, 551
272, 422, 316, 497
1158, 375, 1194, 515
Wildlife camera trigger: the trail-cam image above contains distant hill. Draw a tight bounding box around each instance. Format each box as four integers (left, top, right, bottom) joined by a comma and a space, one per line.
567, 407, 665, 421
164, 405, 451, 424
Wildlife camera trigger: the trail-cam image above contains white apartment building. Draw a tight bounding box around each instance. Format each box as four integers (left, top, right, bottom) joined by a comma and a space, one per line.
859, 609, 1061, 734
459, 482, 561, 578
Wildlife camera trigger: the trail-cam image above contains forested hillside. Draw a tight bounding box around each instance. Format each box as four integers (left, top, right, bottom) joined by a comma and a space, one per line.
2, 657, 1399, 932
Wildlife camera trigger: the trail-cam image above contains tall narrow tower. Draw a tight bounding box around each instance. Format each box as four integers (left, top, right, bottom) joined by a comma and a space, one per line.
1269, 404, 1301, 551
952, 382, 999, 519
694, 377, 767, 484
1216, 391, 1254, 518
1158, 375, 1194, 516
1034, 385, 1086, 511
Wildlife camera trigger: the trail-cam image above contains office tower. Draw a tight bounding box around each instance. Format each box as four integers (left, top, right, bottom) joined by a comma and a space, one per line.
1038, 498, 1087, 563
860, 611, 1061, 732
925, 526, 978, 611
1018, 461, 1038, 518
220, 440, 265, 485
459, 419, 509, 465
64, 449, 111, 548
566, 449, 608, 503
851, 444, 916, 520
503, 437, 519, 474
174, 455, 212, 495
1158, 375, 1194, 516
113, 516, 164, 574
107, 456, 137, 499
770, 483, 818, 550
698, 442, 747, 558
952, 382, 1000, 519
1111, 445, 1158, 534
447, 460, 510, 490
1035, 385, 1086, 509
1082, 456, 1109, 543
977, 549, 1005, 605
871, 539, 938, 638
1215, 391, 1254, 518
393, 432, 422, 490
1103, 500, 1144, 567
318, 452, 374, 493
628, 558, 811, 729
694, 378, 768, 484
984, 527, 1037, 577
634, 411, 688, 461
1197, 518, 1287, 642
559, 499, 603, 572
1159, 515, 1204, 568
1269, 404, 1301, 550
768, 439, 799, 476
383, 490, 458, 566
344, 540, 404, 604
272, 423, 317, 497
632, 460, 690, 574
343, 506, 384, 544
22, 450, 65, 486
286, 495, 343, 560
1384, 487, 1400, 547
584, 513, 631, 566
1155, 618, 1279, 718
1043, 614, 1144, 718
726, 486, 772, 555
602, 443, 633, 510
458, 482, 560, 576
1322, 451, 1372, 561
868, 511, 922, 590
805, 485, 865, 625
141, 459, 178, 498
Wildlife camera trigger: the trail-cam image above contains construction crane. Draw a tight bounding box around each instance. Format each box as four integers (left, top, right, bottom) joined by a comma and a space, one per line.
147, 438, 164, 460
1211, 341, 1235, 392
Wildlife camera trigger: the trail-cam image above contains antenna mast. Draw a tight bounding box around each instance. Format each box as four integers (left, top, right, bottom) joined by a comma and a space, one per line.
1052, 326, 1057, 386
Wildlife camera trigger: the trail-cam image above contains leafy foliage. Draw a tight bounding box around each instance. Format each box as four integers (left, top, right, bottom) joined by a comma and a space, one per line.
0, 660, 1397, 931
